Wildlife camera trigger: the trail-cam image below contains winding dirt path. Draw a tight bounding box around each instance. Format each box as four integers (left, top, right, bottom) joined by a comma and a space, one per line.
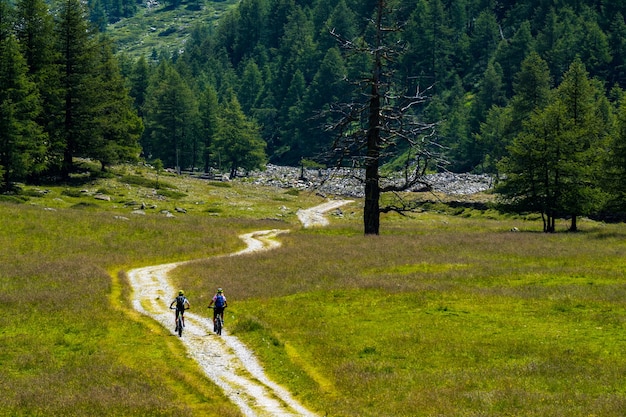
127, 200, 352, 417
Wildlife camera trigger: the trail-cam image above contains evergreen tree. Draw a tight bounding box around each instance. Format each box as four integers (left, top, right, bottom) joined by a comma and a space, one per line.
235, 0, 268, 63
89, 38, 142, 170
15, 0, 60, 174
471, 61, 506, 131
54, 0, 97, 177
603, 91, 626, 212
238, 59, 264, 114
577, 9, 611, 79
493, 20, 534, 96
198, 84, 219, 173
300, 46, 349, 157
129, 55, 150, 119
509, 51, 552, 131
276, 6, 319, 96
144, 63, 200, 170
278, 69, 306, 163
555, 58, 607, 231
498, 58, 607, 232
0, 34, 46, 190
214, 94, 266, 178
468, 10, 501, 72
402, 0, 453, 90
477, 52, 551, 173
607, 12, 626, 87
317, 0, 357, 51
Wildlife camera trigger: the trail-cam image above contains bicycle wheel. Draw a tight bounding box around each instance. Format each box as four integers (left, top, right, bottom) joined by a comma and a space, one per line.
177, 314, 183, 337
215, 314, 222, 336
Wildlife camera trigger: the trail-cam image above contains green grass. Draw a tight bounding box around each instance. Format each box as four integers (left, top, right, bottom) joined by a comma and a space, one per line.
0, 164, 320, 416
3, 163, 626, 416
177, 214, 626, 416
108, 0, 239, 58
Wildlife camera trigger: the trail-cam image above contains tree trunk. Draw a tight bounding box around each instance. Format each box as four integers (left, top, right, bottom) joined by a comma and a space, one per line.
364, 86, 381, 234
363, 0, 383, 236
569, 214, 577, 232
364, 80, 381, 234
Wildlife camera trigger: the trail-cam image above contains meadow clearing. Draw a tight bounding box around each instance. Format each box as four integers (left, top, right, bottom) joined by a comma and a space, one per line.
1, 165, 626, 416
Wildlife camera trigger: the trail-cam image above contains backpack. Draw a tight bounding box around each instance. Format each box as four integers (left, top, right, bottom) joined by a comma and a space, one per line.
176, 295, 186, 310
214, 294, 225, 308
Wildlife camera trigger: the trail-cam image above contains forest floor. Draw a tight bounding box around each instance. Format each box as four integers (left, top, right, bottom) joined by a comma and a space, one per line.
127, 199, 352, 416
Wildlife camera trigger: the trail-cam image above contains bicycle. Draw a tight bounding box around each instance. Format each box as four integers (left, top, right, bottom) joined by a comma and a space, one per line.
208, 306, 224, 335
170, 306, 189, 337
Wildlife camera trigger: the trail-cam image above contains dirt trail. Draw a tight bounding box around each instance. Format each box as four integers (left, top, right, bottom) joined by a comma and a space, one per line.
127, 200, 352, 417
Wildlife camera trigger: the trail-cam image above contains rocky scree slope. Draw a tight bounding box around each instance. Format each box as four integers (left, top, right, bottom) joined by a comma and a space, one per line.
241, 165, 494, 198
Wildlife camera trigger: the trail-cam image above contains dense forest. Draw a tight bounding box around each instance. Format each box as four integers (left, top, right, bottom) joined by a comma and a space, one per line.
3, 0, 626, 227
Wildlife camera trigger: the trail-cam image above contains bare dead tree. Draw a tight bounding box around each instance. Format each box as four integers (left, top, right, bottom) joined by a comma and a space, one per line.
325, 0, 443, 235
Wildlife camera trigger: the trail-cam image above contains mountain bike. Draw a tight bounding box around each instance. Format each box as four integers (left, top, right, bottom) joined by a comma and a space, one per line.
170, 307, 188, 337
208, 306, 224, 335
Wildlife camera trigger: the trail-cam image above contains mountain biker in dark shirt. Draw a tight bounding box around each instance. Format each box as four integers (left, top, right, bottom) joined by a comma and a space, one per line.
208, 288, 227, 328
170, 290, 190, 329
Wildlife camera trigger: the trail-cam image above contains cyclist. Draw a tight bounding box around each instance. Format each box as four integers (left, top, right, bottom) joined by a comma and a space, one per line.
170, 290, 190, 330
208, 288, 227, 331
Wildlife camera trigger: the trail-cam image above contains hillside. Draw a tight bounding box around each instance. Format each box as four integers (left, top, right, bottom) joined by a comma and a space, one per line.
107, 0, 239, 58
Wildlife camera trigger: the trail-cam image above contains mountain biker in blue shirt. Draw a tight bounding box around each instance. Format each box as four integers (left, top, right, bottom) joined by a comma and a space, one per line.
170, 290, 190, 329
208, 288, 227, 329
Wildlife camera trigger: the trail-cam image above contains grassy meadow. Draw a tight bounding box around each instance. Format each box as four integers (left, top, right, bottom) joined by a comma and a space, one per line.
2, 163, 626, 416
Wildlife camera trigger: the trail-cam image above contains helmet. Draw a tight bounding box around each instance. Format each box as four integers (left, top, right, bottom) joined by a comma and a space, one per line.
217, 288, 223, 293
179, 290, 184, 295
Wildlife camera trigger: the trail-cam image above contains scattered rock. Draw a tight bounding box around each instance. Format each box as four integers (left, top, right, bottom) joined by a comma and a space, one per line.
242, 164, 493, 198
94, 194, 111, 201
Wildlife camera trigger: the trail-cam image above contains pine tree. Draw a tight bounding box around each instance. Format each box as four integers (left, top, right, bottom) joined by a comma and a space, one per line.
129, 55, 150, 119
198, 84, 219, 173
238, 59, 264, 114
497, 58, 607, 232
214, 94, 266, 178
144, 63, 200, 170
54, 0, 97, 177
0, 34, 46, 190
477, 52, 551, 173
88, 38, 142, 170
